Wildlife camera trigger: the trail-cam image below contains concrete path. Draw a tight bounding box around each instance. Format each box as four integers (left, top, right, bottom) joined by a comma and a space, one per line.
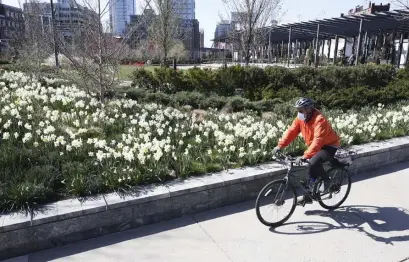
5, 162, 409, 262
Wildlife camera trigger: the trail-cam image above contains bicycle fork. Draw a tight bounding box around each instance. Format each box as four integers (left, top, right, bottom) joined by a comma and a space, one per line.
267, 179, 288, 206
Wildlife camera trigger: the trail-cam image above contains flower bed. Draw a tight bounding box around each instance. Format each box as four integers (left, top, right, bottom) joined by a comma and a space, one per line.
1, 71, 409, 212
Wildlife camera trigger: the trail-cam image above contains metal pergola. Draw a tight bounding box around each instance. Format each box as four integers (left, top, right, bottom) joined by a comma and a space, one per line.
265, 9, 409, 67
215, 9, 409, 67
267, 10, 409, 42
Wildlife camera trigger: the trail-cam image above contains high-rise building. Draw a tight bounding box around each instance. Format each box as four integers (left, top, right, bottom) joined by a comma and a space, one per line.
23, 0, 98, 38
347, 2, 390, 15
230, 12, 246, 31
173, 0, 195, 20
214, 20, 231, 39
0, 2, 24, 53
127, 9, 156, 49
109, 0, 136, 36
199, 28, 204, 48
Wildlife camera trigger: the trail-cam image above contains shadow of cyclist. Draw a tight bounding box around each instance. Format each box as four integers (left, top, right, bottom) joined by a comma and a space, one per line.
270, 205, 409, 245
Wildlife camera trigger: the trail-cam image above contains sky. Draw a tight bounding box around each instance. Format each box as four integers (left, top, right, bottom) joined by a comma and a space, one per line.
3, 0, 401, 47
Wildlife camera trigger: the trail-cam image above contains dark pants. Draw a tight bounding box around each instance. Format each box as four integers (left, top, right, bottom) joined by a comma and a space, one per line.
309, 145, 338, 180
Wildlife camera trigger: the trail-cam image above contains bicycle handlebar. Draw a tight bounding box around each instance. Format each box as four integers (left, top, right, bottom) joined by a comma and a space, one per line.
273, 151, 310, 165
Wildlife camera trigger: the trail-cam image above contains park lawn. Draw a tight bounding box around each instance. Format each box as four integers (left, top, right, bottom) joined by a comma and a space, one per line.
118, 65, 159, 80
118, 64, 192, 81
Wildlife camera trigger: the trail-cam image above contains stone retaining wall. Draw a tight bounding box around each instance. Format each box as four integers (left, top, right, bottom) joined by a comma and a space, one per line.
1, 136, 409, 260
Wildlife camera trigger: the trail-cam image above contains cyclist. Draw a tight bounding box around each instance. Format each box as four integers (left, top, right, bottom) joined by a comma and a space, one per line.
272, 98, 341, 206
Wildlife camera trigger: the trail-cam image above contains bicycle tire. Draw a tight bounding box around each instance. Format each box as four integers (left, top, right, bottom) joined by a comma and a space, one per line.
318, 167, 351, 210
255, 179, 297, 227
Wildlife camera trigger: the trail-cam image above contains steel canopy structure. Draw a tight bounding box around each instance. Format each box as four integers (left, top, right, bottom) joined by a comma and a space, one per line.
211, 9, 409, 67
266, 10, 409, 43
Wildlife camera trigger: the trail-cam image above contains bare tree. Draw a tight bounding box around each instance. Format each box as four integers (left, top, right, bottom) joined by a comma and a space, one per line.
133, 39, 160, 61
222, 0, 283, 65
394, 0, 409, 10
9, 0, 158, 102
9, 0, 53, 76
168, 39, 189, 61
147, 0, 181, 66
52, 0, 152, 102
393, 0, 409, 20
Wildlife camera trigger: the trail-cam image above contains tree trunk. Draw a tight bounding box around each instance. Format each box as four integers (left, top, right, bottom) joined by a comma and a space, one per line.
245, 49, 251, 65
164, 48, 168, 66
98, 0, 105, 103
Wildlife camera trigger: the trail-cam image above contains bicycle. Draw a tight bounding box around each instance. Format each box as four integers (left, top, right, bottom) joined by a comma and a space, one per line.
255, 150, 354, 227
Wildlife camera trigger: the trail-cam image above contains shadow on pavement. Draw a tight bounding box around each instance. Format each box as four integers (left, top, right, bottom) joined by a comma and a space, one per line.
270, 205, 409, 245
28, 200, 256, 261
26, 162, 409, 261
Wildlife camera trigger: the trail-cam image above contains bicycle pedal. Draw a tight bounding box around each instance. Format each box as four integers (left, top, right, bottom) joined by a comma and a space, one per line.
297, 200, 313, 207
297, 201, 306, 207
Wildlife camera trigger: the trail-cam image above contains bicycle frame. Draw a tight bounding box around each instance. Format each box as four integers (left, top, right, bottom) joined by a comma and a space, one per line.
283, 162, 318, 199
275, 153, 333, 200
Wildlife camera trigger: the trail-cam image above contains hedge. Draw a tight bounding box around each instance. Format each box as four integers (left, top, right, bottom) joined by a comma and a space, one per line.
129, 64, 403, 110
116, 88, 287, 114
131, 65, 396, 94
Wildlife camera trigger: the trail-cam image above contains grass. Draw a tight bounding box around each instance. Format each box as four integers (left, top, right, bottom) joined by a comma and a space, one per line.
118, 64, 194, 81
118, 65, 159, 80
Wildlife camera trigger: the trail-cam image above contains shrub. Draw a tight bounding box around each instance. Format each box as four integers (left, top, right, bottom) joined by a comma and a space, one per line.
292, 66, 319, 92
352, 64, 396, 89
145, 92, 173, 106
264, 66, 295, 92
119, 87, 149, 100
227, 96, 259, 113
273, 85, 303, 101
173, 91, 206, 108
127, 64, 401, 110
242, 66, 268, 100
131, 69, 157, 90
214, 65, 245, 96
201, 95, 228, 110
152, 67, 187, 93
184, 68, 216, 94
252, 98, 284, 112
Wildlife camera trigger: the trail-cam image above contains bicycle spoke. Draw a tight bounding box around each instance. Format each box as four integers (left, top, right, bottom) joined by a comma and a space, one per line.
318, 167, 351, 210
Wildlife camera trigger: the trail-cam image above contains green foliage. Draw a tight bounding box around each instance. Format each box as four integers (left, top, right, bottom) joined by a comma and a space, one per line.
173, 91, 206, 108
252, 98, 284, 112
264, 66, 296, 92
152, 67, 187, 93
184, 68, 216, 94
242, 66, 268, 100
202, 95, 228, 110
131, 68, 157, 90
5, 66, 409, 213
213, 65, 244, 96
129, 64, 400, 110
228, 97, 253, 112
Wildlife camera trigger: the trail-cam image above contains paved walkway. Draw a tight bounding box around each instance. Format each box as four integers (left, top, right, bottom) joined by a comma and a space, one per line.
5, 162, 409, 262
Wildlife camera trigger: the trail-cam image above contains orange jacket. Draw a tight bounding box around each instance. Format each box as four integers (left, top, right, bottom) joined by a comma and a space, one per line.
278, 110, 340, 159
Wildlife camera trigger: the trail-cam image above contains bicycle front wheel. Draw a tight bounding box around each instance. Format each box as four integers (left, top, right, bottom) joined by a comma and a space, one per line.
318, 167, 352, 210
255, 179, 297, 227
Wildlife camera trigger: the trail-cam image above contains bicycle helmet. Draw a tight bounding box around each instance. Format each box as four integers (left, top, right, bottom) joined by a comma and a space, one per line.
294, 97, 315, 109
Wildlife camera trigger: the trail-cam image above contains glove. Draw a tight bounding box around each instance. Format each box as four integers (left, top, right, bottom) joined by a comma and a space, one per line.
295, 156, 306, 166
272, 146, 281, 156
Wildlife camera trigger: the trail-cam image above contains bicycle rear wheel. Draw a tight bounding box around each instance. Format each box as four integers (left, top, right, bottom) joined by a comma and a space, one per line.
318, 167, 351, 210
255, 179, 297, 227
